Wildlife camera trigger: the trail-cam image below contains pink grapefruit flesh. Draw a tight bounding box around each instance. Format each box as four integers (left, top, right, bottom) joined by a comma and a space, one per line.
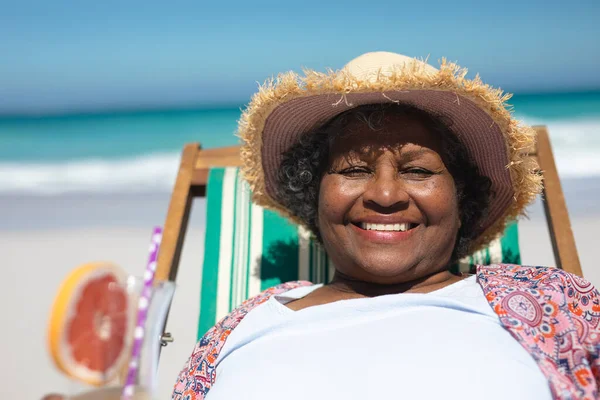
48, 263, 132, 386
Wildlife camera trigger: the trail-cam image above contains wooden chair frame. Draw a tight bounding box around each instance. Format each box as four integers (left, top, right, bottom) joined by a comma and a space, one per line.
155, 125, 582, 287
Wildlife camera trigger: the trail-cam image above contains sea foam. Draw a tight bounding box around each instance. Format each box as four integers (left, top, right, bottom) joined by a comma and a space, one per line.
517, 116, 600, 178
1, 117, 599, 195
0, 153, 180, 194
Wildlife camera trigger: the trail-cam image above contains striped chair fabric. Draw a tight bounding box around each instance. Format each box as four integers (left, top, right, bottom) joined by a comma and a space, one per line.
197, 167, 520, 338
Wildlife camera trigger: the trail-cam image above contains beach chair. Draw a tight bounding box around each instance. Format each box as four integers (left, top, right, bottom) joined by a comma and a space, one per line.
155, 125, 582, 343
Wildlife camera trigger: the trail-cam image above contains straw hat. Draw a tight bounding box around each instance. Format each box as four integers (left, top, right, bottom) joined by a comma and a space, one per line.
238, 51, 542, 252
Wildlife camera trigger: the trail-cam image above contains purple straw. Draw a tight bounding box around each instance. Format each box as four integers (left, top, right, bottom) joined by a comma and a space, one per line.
121, 226, 162, 399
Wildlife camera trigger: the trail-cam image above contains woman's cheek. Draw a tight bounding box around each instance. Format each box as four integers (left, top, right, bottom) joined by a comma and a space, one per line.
319, 185, 344, 223
319, 177, 362, 223
411, 179, 459, 223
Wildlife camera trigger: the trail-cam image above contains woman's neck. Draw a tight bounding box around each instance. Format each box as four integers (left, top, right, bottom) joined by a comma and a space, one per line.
326, 269, 465, 297
284, 268, 468, 311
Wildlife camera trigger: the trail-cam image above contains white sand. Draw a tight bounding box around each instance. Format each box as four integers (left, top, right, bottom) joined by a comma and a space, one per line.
1, 183, 598, 399
1, 227, 207, 400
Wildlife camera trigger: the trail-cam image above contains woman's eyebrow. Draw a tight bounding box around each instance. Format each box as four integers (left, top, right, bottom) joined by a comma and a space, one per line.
398, 148, 437, 159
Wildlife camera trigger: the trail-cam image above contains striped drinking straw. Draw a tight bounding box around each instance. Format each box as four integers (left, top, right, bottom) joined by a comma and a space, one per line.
121, 226, 162, 399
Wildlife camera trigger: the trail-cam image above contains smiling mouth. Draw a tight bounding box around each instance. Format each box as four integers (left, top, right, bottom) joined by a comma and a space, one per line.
353, 222, 419, 232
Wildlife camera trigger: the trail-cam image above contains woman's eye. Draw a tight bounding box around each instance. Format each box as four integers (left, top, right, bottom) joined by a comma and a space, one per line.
339, 167, 371, 176
402, 168, 434, 177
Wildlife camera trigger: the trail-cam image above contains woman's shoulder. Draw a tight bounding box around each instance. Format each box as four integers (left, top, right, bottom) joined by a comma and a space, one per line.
478, 263, 595, 290
173, 280, 316, 399
476, 265, 600, 398
477, 264, 599, 315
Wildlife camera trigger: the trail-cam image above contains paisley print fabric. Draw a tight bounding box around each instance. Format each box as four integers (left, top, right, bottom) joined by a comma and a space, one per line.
173, 265, 600, 399
477, 265, 600, 400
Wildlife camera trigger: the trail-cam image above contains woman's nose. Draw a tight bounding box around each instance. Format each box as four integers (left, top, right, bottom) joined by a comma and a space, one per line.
362, 170, 409, 211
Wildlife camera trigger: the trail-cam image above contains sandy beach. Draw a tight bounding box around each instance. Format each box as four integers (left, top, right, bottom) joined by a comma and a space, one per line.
1, 176, 598, 399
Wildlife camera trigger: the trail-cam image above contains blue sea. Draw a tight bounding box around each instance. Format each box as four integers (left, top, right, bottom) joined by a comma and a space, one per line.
1, 91, 599, 195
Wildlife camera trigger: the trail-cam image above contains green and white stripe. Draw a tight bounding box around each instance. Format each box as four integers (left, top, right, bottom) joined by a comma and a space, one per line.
198, 167, 330, 338
198, 167, 520, 338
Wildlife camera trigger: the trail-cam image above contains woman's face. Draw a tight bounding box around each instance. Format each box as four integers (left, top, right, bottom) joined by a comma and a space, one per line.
317, 113, 461, 285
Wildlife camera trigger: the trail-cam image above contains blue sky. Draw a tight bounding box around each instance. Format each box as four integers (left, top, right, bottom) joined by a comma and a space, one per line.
1, 0, 599, 114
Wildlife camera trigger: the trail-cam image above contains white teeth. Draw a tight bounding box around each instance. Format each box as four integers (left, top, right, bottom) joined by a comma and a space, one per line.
360, 222, 412, 232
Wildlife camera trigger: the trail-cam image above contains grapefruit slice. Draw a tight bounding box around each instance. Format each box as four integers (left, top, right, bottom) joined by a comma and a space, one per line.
48, 262, 134, 386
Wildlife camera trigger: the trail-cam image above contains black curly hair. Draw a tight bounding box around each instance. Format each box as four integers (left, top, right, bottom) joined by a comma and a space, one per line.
276, 103, 493, 262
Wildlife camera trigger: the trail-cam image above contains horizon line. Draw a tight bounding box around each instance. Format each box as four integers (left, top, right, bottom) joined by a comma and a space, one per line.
2, 88, 599, 120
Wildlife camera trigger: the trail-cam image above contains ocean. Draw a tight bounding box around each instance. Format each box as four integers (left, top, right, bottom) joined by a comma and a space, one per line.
1, 91, 599, 195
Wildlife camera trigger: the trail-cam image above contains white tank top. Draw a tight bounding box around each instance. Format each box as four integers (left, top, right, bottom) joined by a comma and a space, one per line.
206, 276, 552, 399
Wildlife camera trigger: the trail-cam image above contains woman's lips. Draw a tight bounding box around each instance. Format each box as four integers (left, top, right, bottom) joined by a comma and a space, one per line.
350, 222, 419, 243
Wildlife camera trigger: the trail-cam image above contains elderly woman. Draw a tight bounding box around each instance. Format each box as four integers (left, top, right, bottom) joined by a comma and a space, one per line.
173, 52, 600, 400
